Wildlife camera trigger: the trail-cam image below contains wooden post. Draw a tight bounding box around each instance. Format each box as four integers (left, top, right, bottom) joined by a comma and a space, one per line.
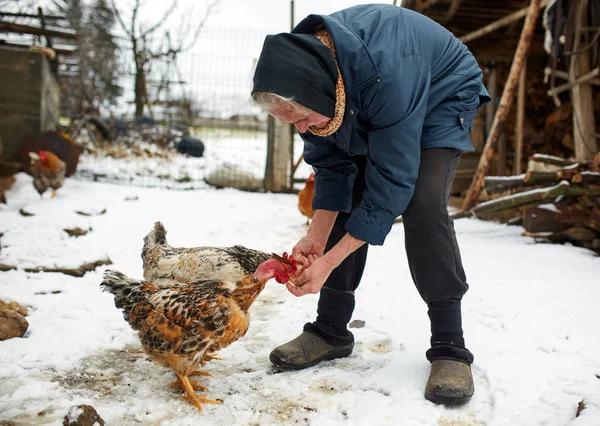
497, 132, 507, 176
569, 0, 598, 162
485, 66, 497, 136
461, 0, 542, 213
264, 116, 293, 192
514, 59, 526, 175
288, 0, 296, 188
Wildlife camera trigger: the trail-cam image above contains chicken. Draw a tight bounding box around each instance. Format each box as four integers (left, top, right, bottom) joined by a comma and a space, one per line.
142, 221, 274, 285
298, 173, 315, 225
28, 150, 66, 198
100, 255, 297, 411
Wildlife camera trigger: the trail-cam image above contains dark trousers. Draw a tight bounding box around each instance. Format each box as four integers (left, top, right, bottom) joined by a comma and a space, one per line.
314, 148, 470, 351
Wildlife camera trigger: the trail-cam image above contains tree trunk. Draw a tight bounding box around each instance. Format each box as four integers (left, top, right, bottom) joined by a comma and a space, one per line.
461, 0, 542, 213
134, 67, 146, 117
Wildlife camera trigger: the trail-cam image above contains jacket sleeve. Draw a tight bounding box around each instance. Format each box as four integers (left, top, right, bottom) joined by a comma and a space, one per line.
345, 54, 431, 245
302, 133, 358, 213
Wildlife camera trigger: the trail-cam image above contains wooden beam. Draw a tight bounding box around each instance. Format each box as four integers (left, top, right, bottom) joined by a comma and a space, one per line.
461, 0, 542, 213
459, 0, 549, 44
0, 22, 76, 39
0, 40, 76, 55
548, 67, 600, 96
442, 0, 462, 25
544, 67, 571, 81
0, 12, 66, 20
570, 0, 598, 162
514, 59, 526, 175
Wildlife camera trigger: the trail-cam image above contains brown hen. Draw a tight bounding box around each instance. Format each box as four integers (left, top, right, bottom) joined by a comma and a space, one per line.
28, 150, 66, 198
100, 256, 297, 411
298, 173, 315, 224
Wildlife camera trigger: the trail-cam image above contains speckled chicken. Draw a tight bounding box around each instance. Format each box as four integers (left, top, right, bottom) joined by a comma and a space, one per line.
142, 221, 273, 285
101, 256, 297, 411
28, 150, 66, 198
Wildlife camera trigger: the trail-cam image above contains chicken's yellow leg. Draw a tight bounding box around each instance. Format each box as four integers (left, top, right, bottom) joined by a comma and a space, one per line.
204, 353, 222, 362
177, 374, 221, 411
51, 189, 57, 198
170, 375, 207, 392
190, 370, 212, 377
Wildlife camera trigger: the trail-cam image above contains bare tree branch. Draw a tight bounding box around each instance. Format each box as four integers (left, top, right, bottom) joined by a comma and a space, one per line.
139, 0, 178, 38
181, 0, 219, 51
130, 0, 141, 39
110, 0, 132, 37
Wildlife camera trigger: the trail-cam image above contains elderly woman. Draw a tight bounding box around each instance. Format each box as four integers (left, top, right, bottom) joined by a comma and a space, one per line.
252, 4, 490, 406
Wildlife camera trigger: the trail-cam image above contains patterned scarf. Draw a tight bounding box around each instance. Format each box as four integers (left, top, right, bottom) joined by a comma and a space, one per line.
308, 30, 346, 137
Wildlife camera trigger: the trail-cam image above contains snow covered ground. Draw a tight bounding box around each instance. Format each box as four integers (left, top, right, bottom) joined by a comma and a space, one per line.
1, 170, 599, 425
73, 130, 312, 190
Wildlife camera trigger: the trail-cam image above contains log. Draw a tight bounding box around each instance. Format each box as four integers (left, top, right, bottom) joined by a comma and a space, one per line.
524, 171, 565, 185
461, 0, 543, 213
593, 153, 600, 172
483, 167, 587, 193
472, 181, 600, 217
552, 227, 598, 243
571, 171, 600, 186
0, 258, 111, 277
485, 174, 528, 192
528, 153, 577, 167
522, 206, 571, 233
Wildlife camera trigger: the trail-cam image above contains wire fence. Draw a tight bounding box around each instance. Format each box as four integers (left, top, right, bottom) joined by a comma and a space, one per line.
73, 26, 273, 191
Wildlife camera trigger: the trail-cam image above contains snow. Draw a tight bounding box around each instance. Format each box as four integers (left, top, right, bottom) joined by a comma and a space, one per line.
1, 164, 599, 425
531, 154, 576, 163
538, 203, 562, 213
73, 131, 312, 190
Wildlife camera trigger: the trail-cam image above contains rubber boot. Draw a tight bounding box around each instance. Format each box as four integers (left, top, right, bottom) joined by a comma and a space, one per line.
425, 359, 474, 405
269, 323, 354, 370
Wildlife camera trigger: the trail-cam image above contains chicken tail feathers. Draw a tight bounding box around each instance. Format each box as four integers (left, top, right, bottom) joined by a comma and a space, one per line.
101, 269, 152, 329
142, 221, 168, 259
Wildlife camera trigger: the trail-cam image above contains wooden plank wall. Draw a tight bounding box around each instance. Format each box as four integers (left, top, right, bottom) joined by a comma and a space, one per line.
0, 48, 59, 161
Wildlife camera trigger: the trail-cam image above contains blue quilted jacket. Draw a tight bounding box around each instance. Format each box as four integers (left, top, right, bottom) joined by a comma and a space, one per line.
293, 4, 491, 245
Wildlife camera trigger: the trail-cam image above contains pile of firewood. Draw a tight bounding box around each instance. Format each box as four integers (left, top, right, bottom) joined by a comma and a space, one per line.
459, 153, 600, 254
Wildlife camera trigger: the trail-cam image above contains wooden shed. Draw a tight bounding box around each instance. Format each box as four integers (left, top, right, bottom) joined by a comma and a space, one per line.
403, 0, 600, 196
0, 47, 60, 163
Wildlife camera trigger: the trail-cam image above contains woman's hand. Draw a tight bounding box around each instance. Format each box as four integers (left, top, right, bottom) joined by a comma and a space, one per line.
291, 236, 325, 268
287, 232, 366, 297
286, 257, 335, 296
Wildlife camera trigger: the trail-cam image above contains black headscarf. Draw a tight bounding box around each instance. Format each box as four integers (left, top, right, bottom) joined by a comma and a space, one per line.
252, 33, 338, 117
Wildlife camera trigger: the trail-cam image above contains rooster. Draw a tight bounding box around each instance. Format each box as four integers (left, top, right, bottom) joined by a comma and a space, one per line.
298, 173, 315, 225
100, 255, 297, 411
142, 222, 275, 285
28, 150, 66, 198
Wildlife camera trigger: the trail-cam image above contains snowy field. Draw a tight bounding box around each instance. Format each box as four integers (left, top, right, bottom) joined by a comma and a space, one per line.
1, 170, 599, 425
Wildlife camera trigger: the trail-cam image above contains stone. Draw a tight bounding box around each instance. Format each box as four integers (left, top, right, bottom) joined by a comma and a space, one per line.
0, 308, 28, 340
63, 405, 105, 426
0, 300, 28, 317
349, 319, 365, 329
